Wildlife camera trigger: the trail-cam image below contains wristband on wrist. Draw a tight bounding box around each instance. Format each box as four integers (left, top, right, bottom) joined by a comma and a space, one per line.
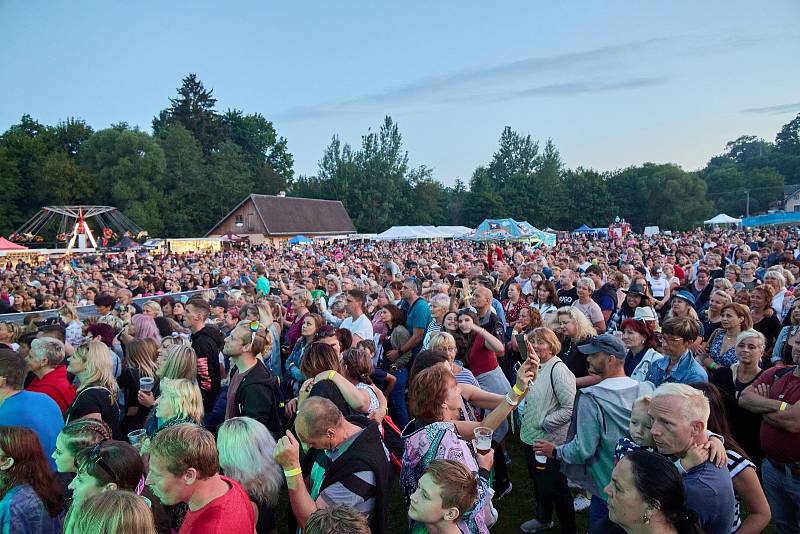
504, 393, 519, 407
284, 467, 302, 478
512, 384, 525, 397
780, 401, 789, 412
327, 370, 336, 380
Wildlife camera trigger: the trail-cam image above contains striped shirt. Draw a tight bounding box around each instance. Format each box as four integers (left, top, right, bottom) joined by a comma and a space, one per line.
726, 449, 755, 533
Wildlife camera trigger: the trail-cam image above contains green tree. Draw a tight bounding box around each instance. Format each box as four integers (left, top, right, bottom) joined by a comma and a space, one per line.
156, 124, 206, 235
0, 148, 24, 234
204, 140, 255, 229
464, 167, 502, 227
38, 151, 94, 205
610, 163, 712, 230
79, 124, 167, 234
53, 117, 94, 157
774, 113, 800, 183
222, 109, 294, 192
152, 74, 224, 155
562, 168, 616, 227
0, 115, 57, 216
409, 169, 445, 225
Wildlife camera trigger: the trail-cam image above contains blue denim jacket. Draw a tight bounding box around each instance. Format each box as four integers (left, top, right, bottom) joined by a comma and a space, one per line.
645, 351, 708, 386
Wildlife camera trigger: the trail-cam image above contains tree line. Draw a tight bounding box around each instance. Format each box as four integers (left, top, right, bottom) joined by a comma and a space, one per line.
1, 73, 799, 237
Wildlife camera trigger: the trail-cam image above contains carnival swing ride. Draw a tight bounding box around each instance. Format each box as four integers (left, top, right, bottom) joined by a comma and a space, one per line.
9, 206, 147, 252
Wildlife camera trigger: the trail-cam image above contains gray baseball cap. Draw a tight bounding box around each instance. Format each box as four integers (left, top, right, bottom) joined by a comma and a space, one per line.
577, 334, 628, 359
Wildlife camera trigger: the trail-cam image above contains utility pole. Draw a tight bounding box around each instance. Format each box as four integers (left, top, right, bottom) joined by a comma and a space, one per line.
746, 190, 750, 218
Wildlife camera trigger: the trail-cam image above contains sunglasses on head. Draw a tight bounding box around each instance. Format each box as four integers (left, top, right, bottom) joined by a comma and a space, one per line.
87, 442, 117, 484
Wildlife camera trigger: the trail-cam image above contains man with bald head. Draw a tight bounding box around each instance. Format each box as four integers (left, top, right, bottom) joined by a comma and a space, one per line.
274, 397, 391, 533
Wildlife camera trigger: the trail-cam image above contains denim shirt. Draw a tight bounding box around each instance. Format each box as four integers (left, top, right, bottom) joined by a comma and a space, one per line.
645, 351, 708, 386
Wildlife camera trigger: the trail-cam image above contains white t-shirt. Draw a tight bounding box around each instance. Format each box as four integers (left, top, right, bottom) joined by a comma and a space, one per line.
340, 313, 374, 342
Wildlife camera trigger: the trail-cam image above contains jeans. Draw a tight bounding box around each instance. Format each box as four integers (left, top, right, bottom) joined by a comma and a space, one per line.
763, 458, 800, 534
587, 496, 609, 534
524, 446, 577, 534
389, 367, 409, 429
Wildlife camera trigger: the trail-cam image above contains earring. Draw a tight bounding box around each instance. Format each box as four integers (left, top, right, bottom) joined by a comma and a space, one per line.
642, 511, 651, 525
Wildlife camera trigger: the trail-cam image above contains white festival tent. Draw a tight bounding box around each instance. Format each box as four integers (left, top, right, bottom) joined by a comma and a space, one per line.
703, 213, 742, 225
375, 225, 473, 240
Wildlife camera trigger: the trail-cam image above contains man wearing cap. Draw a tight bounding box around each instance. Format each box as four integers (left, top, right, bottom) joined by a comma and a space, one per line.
534, 333, 652, 534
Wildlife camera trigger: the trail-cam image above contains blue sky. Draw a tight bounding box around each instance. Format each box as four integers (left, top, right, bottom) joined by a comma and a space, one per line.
1, 1, 799, 186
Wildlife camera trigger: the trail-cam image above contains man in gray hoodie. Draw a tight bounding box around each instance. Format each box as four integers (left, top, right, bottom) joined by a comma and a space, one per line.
534, 333, 652, 534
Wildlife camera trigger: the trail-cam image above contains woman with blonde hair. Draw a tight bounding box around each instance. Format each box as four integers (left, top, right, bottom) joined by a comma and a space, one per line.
58, 303, 83, 347
142, 300, 163, 319
66, 340, 121, 439
144, 378, 204, 439
218, 417, 284, 534
64, 490, 156, 534
0, 322, 21, 351
138, 345, 198, 410
556, 306, 600, 388
119, 338, 159, 435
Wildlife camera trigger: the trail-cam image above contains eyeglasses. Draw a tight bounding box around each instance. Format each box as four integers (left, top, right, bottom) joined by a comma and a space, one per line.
88, 442, 117, 484
661, 335, 685, 344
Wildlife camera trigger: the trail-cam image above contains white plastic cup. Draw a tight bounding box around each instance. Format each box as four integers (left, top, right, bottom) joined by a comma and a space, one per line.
535, 453, 548, 464
127, 429, 147, 445
474, 427, 493, 455
139, 376, 155, 392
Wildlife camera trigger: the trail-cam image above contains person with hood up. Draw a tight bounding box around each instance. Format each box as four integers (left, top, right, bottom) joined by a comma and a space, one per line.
534, 333, 653, 534
222, 320, 282, 439
185, 297, 224, 412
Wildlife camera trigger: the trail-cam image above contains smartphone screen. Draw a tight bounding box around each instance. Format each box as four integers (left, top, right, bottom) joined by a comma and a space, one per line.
516, 333, 528, 360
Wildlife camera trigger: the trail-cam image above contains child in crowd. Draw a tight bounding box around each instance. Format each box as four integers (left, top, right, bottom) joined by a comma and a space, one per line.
615, 395, 727, 470
409, 459, 479, 534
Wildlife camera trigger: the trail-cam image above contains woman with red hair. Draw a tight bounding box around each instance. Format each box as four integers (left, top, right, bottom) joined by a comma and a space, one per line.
0, 425, 64, 532
619, 318, 663, 382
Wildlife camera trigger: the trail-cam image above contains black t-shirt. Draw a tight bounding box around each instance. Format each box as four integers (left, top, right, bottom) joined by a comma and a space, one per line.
557, 287, 578, 307
118, 367, 151, 435
252, 497, 276, 534
66, 386, 121, 439
558, 339, 590, 382
710, 367, 764, 463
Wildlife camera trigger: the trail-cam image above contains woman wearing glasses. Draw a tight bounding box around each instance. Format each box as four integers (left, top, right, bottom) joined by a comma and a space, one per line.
0, 426, 64, 533
66, 340, 122, 440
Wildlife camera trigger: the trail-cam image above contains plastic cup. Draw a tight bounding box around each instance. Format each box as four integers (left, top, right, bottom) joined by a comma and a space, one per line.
473, 427, 493, 455
139, 377, 155, 392
535, 453, 548, 464
127, 429, 147, 445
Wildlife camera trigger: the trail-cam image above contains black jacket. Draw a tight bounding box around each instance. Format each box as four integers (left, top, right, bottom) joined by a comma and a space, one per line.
230, 359, 282, 439
191, 325, 225, 412
319, 418, 392, 534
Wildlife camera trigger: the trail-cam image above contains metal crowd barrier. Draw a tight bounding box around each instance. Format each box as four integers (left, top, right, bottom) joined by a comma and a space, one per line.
0, 288, 215, 326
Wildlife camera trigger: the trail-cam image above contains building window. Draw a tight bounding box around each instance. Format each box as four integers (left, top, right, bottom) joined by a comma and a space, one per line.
235, 215, 244, 225
794, 205, 800, 213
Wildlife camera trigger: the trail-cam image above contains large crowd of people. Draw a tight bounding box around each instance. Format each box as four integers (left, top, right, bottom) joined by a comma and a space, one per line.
0, 225, 799, 533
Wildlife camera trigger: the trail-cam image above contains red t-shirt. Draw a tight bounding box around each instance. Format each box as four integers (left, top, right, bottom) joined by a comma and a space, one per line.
467, 337, 499, 377
178, 476, 255, 534
26, 365, 76, 415
752, 366, 800, 463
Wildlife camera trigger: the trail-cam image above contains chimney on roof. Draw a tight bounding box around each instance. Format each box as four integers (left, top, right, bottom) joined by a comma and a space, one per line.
277, 191, 286, 197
